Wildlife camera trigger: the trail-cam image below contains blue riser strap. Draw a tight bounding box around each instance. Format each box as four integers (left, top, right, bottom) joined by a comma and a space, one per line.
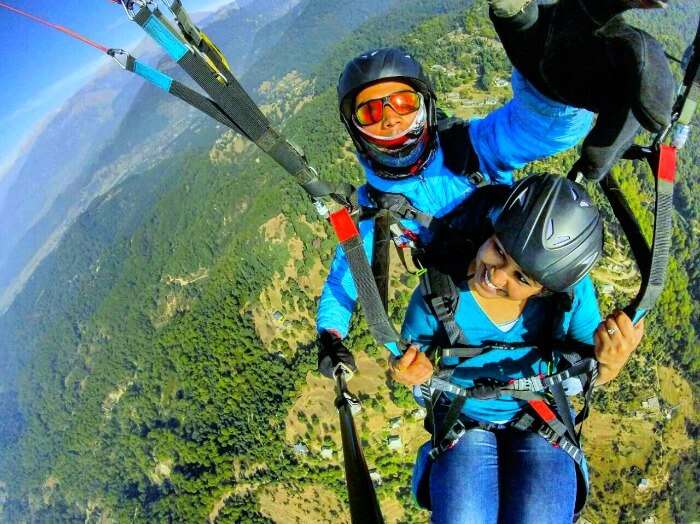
133, 61, 174, 92
384, 342, 402, 358
142, 14, 188, 62
631, 308, 647, 325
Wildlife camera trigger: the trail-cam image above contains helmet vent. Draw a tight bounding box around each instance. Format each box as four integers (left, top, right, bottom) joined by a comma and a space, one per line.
570, 187, 579, 201
516, 187, 529, 207
546, 219, 554, 240
553, 235, 571, 246
580, 200, 590, 207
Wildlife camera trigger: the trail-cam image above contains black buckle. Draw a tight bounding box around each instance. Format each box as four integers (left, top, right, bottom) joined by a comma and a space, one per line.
429, 419, 467, 461
468, 172, 486, 186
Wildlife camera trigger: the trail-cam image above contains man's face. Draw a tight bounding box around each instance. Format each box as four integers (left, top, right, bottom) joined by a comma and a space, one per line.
354, 80, 421, 137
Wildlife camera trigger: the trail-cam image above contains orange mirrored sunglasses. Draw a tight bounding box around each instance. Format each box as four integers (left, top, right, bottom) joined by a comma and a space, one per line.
354, 91, 421, 126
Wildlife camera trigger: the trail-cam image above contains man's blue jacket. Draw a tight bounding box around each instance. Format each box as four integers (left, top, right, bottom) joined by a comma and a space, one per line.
316, 69, 594, 338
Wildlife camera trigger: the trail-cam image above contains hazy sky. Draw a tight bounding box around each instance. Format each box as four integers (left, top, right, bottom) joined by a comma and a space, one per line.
0, 0, 236, 180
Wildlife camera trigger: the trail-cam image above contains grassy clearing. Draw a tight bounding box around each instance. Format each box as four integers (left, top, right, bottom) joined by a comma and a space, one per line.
258, 484, 348, 524
249, 214, 324, 354
582, 366, 697, 522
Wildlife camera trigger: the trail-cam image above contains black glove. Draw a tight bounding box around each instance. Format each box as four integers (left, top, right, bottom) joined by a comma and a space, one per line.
317, 330, 357, 379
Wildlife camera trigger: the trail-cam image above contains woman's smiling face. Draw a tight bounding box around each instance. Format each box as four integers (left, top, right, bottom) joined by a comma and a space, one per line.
470, 235, 544, 301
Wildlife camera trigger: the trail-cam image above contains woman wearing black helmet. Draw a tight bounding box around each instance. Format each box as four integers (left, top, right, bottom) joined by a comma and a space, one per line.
317, 46, 596, 378
392, 174, 644, 523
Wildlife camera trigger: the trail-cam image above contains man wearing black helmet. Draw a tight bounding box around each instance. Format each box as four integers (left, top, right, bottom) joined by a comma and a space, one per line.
393, 174, 644, 522
317, 48, 595, 378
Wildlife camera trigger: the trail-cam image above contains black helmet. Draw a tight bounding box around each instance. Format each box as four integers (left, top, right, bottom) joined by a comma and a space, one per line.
337, 48, 438, 178
494, 174, 603, 292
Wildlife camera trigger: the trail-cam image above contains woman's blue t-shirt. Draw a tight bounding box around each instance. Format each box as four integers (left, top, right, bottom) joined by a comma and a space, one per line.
401, 275, 602, 423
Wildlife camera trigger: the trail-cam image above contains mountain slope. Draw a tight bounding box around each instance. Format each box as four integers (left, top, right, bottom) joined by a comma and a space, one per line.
0, 1, 301, 314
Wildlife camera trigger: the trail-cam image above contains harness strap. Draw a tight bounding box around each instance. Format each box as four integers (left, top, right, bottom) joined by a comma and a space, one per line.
364, 186, 435, 228
329, 209, 403, 355
431, 356, 597, 394
436, 113, 485, 183
441, 347, 491, 359
165, 0, 233, 82
512, 404, 586, 468
420, 269, 464, 346
420, 383, 437, 448
549, 382, 579, 445
435, 395, 467, 442
441, 341, 535, 359
121, 4, 406, 357
429, 376, 546, 402
371, 212, 392, 312
428, 406, 502, 462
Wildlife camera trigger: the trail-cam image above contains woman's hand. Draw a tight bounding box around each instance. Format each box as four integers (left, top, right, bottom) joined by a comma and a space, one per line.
389, 346, 433, 386
594, 310, 644, 385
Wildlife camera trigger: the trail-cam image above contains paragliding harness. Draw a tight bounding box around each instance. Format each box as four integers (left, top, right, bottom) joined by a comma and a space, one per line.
413, 262, 597, 513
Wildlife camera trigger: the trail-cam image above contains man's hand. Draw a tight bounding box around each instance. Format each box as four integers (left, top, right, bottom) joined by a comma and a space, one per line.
389, 346, 433, 386
318, 330, 357, 379
594, 310, 644, 384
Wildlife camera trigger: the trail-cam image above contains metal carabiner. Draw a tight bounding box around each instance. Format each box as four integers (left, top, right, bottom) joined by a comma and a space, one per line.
120, 0, 156, 20
107, 49, 129, 70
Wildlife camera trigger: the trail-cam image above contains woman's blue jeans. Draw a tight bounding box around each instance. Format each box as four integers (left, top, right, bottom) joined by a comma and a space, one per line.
413, 428, 577, 524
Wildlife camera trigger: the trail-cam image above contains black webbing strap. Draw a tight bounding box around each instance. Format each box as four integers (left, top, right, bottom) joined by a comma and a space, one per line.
430, 356, 598, 401
364, 186, 435, 228
436, 113, 485, 184
132, 6, 347, 203
441, 347, 491, 359
419, 269, 464, 346
435, 395, 466, 443
429, 376, 545, 402
420, 382, 437, 448
166, 0, 234, 83
549, 382, 578, 445
428, 395, 466, 462
600, 144, 676, 323
334, 372, 384, 524
442, 341, 534, 359
634, 146, 675, 316
540, 357, 598, 389
329, 209, 403, 354
512, 402, 586, 468
111, 50, 245, 133
371, 212, 392, 312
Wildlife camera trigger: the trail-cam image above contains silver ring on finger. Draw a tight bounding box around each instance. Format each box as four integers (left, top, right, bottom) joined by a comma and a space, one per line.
607, 327, 618, 336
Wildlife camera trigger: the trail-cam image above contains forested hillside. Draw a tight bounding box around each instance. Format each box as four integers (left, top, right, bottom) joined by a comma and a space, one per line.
0, 1, 698, 522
